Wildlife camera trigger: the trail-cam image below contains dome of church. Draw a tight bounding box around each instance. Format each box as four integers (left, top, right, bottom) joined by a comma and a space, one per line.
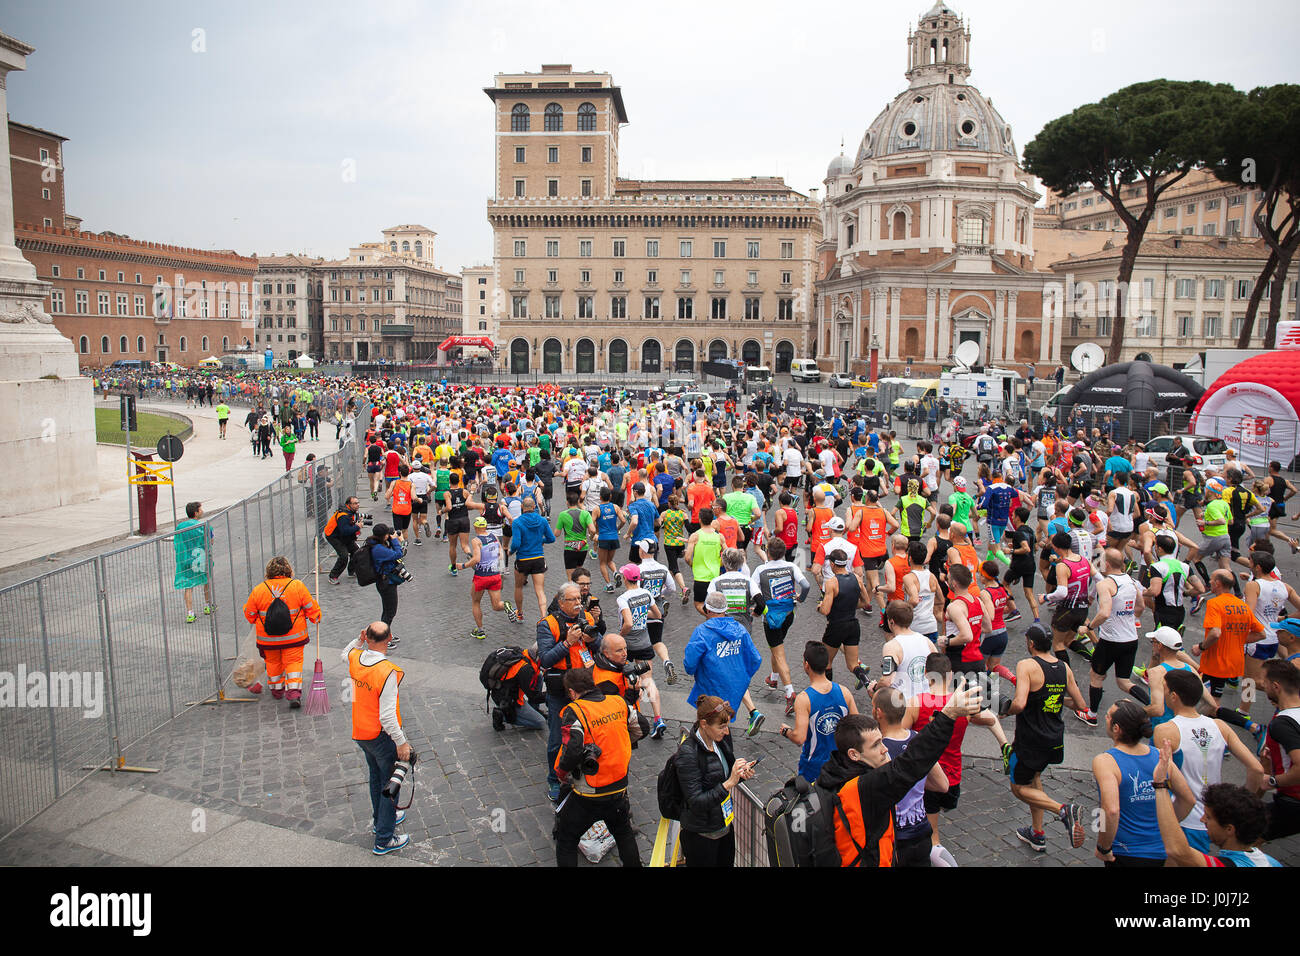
826, 153, 854, 178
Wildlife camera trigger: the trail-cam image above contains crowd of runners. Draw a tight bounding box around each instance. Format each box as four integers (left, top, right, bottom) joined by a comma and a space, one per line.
308, 371, 1300, 867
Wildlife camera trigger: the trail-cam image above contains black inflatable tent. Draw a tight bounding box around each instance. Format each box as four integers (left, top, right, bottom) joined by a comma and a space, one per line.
1059, 361, 1204, 442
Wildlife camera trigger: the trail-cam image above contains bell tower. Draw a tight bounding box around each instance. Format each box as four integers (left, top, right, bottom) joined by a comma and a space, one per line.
906, 2, 972, 87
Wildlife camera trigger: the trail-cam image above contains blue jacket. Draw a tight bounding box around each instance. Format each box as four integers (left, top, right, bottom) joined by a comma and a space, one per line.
510, 511, 555, 559
683, 616, 762, 716
371, 539, 405, 583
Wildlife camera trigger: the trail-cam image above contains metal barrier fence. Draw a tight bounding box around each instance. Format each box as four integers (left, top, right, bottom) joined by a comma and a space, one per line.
0, 403, 371, 841
733, 781, 770, 867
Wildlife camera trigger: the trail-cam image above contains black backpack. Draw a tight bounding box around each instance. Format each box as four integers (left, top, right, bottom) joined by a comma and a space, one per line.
352, 542, 378, 586
479, 645, 525, 710
656, 731, 703, 821
262, 582, 297, 637
763, 776, 843, 867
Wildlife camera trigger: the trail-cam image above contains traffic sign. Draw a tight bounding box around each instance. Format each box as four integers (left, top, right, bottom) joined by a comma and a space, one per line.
156, 434, 184, 462
120, 395, 137, 432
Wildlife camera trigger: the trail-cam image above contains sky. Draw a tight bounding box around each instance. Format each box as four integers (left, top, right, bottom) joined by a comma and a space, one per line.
4, 0, 1298, 272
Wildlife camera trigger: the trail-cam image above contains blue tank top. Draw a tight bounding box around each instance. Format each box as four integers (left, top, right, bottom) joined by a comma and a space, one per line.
1152, 661, 1194, 730
1103, 746, 1166, 860
1214, 847, 1282, 867
596, 502, 619, 540
798, 684, 849, 783
473, 534, 501, 576
882, 732, 930, 842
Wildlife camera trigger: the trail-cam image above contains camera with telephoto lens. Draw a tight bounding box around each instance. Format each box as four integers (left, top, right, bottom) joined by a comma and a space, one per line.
393, 561, 414, 583
621, 660, 652, 685
360, 512, 374, 526
382, 750, 417, 801
579, 743, 603, 777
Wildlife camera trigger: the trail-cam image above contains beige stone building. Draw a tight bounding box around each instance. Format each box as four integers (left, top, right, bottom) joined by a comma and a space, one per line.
253, 254, 324, 362
320, 225, 462, 363
814, 4, 1058, 376
1042, 168, 1275, 239
484, 65, 821, 375
461, 263, 495, 339
1053, 234, 1299, 367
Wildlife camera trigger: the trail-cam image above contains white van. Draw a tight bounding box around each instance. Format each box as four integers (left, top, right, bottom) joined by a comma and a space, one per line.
790, 359, 822, 383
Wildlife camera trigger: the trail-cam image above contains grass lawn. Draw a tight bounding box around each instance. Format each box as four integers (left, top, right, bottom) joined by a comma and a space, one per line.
95, 407, 188, 447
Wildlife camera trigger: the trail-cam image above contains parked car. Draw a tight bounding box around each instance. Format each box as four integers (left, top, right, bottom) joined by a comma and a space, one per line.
1142, 434, 1230, 477
827, 372, 854, 389
662, 378, 696, 395
659, 391, 714, 410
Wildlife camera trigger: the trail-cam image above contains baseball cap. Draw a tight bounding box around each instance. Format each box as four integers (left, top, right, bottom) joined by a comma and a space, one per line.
619, 563, 641, 582
1147, 626, 1183, 650
635, 538, 658, 555
473, 516, 487, 528
1150, 481, 1169, 495
704, 591, 729, 613
954, 476, 967, 489
827, 516, 846, 532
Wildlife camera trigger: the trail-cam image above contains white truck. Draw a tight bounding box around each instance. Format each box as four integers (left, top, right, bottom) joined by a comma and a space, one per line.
938, 367, 1022, 418
1178, 349, 1258, 389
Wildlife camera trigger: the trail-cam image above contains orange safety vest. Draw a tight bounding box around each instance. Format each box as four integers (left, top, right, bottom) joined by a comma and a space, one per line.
391, 479, 413, 516
243, 577, 317, 648
323, 508, 348, 538
556, 692, 632, 792
545, 612, 598, 672
888, 553, 910, 601
859, 506, 889, 558
348, 646, 404, 740
832, 779, 896, 867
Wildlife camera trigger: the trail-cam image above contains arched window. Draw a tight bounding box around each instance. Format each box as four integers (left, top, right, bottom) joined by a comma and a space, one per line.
202, 336, 209, 352
542, 337, 562, 374
79, 335, 88, 354
893, 210, 908, 240
402, 240, 410, 252
510, 337, 530, 374
958, 216, 988, 246
544, 103, 563, 131
741, 340, 761, 365
179, 336, 187, 352
774, 340, 794, 373
511, 103, 530, 132
674, 339, 695, 372
577, 102, 596, 131
100, 335, 109, 353
640, 338, 661, 373
221, 336, 228, 351
414, 240, 422, 258
390, 241, 397, 252
708, 339, 727, 361
609, 339, 628, 374
119, 335, 128, 353
576, 338, 595, 374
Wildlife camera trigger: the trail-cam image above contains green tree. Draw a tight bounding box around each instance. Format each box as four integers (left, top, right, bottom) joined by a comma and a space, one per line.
1211, 84, 1300, 348
1025, 80, 1243, 364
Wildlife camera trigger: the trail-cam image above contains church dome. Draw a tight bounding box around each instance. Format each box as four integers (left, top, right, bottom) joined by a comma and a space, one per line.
826, 153, 854, 178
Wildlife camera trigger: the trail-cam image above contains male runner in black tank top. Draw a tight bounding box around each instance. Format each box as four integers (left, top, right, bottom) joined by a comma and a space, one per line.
1003, 624, 1091, 852
817, 548, 869, 688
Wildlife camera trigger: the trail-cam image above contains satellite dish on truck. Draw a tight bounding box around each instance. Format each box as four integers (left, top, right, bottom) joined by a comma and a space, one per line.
1071, 342, 1104, 374
953, 340, 980, 371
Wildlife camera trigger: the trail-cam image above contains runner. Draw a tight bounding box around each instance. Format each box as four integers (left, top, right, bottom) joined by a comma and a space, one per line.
817, 546, 869, 687
614, 564, 667, 739
555, 489, 594, 576
454, 516, 516, 640
1082, 549, 1147, 723
779, 641, 857, 784
749, 538, 812, 717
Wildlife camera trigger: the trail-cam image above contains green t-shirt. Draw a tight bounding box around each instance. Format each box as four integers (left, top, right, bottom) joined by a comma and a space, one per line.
215, 403, 230, 419
889, 441, 902, 465
899, 494, 928, 537
948, 491, 975, 530
557, 507, 592, 550
528, 446, 541, 467
538, 433, 552, 454
1203, 498, 1230, 537
723, 490, 755, 527
279, 431, 297, 453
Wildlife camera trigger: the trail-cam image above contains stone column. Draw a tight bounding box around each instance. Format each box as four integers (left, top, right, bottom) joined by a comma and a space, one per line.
924, 288, 937, 360
1006, 290, 1018, 361
852, 289, 863, 364
888, 287, 901, 361
938, 288, 951, 362
992, 290, 1007, 363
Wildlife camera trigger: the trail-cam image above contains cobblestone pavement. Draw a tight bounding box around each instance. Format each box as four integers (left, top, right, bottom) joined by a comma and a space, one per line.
6, 443, 1300, 867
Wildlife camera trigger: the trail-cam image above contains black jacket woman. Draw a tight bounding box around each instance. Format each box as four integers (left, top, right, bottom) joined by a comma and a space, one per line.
673, 695, 757, 867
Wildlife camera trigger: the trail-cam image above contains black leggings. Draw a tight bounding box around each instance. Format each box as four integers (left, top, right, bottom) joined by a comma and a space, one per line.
328, 536, 357, 579
376, 581, 398, 626
680, 828, 735, 868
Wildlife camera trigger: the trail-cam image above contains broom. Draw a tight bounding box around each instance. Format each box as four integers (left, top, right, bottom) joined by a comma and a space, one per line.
304, 536, 331, 715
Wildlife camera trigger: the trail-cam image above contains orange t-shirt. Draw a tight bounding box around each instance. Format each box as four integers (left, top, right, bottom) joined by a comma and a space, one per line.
888, 553, 910, 601
857, 505, 889, 558
1200, 594, 1264, 679
688, 483, 715, 523
808, 507, 833, 550
390, 479, 413, 516
845, 503, 867, 549
716, 514, 741, 550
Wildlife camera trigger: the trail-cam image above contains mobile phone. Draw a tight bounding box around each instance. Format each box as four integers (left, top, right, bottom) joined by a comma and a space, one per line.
748, 756, 764, 767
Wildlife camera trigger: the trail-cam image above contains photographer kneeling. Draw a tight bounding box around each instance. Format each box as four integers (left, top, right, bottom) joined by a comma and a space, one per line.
553, 667, 645, 867
343, 621, 411, 855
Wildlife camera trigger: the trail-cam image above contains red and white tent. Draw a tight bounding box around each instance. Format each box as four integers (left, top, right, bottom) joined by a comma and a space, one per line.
1190, 348, 1300, 468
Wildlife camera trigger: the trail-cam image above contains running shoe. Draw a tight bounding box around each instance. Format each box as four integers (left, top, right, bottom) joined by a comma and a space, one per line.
470, 627, 486, 640
785, 692, 797, 717
388, 635, 401, 648
1003, 607, 1022, 623
853, 664, 871, 691
1070, 637, 1094, 660
203, 604, 213, 615
449, 564, 458, 576
373, 834, 411, 856
765, 675, 779, 689
589, 549, 599, 560
414, 537, 422, 546
1075, 709, 1098, 727
503, 600, 518, 623
664, 660, 678, 685
547, 782, 562, 802
1015, 826, 1047, 852
1131, 664, 1148, 684
1227, 677, 1240, 688
1250, 721, 1268, 756
1060, 803, 1085, 848
746, 710, 765, 737
650, 718, 667, 740
1189, 594, 1204, 615
605, 582, 617, 593
993, 550, 1011, 566
185, 612, 196, 623
328, 576, 340, 585
371, 491, 379, 501
680, 590, 690, 606
1001, 742, 1012, 775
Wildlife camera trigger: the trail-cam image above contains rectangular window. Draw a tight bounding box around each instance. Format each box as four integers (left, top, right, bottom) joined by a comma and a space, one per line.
547, 179, 558, 197
515, 146, 525, 163
1206, 198, 1221, 210
330, 289, 338, 302
1226, 219, 1241, 235
680, 240, 693, 258
117, 271, 124, 283
677, 297, 693, 319
744, 297, 760, 320
1181, 227, 1194, 235
747, 240, 760, 259
1177, 314, 1193, 338
781, 271, 792, 284
1142, 277, 1154, 301
547, 269, 558, 283
646, 240, 659, 258
1203, 223, 1217, 236
645, 296, 660, 319
579, 240, 593, 257
98, 270, 106, 281
581, 146, 592, 163
1175, 278, 1195, 298
50, 289, 64, 313
1231, 314, 1245, 339
646, 270, 657, 284
580, 269, 591, 284
514, 179, 525, 197
780, 241, 794, 259
42, 187, 50, 200
1205, 279, 1224, 299
711, 297, 727, 319
512, 295, 528, 318
546, 240, 559, 257
1135, 313, 1157, 336
1096, 314, 1111, 336
713, 240, 726, 258
714, 270, 725, 286
51, 265, 60, 277
545, 295, 561, 319
578, 296, 594, 319
1229, 195, 1244, 206
680, 270, 691, 286
514, 239, 526, 257
1187, 203, 1198, 214
77, 268, 84, 279
97, 292, 110, 314
581, 180, 591, 197
611, 296, 626, 319
39, 148, 49, 162
548, 146, 558, 163
747, 270, 758, 285
1235, 279, 1252, 299
359, 318, 367, 332
1204, 313, 1221, 338
514, 269, 525, 284
613, 239, 626, 258
134, 294, 145, 316
116, 293, 128, 315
